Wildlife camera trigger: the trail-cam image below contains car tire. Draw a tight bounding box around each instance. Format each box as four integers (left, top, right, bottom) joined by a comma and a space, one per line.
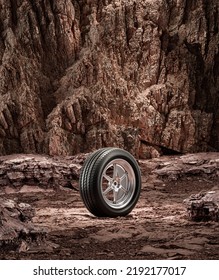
79, 147, 141, 217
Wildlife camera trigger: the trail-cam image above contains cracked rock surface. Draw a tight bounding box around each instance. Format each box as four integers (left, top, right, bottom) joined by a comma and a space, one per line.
0, 152, 219, 260
0, 153, 86, 190
0, 197, 47, 253
184, 190, 219, 221
0, 0, 218, 158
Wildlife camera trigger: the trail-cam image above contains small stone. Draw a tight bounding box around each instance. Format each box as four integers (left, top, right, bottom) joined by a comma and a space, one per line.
7, 172, 25, 181
18, 240, 29, 252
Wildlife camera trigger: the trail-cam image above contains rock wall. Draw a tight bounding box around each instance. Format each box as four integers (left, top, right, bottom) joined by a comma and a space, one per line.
0, 0, 218, 158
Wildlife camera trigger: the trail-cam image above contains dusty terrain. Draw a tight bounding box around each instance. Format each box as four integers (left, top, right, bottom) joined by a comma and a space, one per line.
0, 152, 219, 260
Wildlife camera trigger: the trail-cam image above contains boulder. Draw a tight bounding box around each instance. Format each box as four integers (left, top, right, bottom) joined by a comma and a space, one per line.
184, 190, 219, 221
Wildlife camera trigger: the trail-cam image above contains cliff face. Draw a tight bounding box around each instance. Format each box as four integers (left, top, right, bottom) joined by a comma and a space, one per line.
0, 0, 218, 158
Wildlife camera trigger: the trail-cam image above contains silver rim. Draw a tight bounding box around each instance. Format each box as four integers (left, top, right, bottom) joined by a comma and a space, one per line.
100, 159, 136, 209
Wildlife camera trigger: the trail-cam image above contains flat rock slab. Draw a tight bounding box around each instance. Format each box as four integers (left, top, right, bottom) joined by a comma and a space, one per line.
148, 152, 219, 180
0, 153, 87, 190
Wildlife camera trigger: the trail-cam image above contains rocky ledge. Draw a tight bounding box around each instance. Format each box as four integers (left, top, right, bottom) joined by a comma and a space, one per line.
0, 153, 89, 191
143, 152, 219, 180
0, 152, 218, 191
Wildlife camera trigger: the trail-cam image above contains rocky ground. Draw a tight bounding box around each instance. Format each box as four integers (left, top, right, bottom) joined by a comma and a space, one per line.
0, 152, 219, 260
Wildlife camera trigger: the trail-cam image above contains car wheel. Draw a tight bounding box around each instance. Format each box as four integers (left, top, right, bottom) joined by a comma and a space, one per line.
79, 147, 141, 217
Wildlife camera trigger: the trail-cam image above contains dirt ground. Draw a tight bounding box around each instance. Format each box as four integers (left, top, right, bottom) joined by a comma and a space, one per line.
0, 155, 219, 260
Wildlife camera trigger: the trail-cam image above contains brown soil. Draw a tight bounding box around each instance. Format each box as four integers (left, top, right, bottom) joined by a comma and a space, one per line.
0, 158, 219, 260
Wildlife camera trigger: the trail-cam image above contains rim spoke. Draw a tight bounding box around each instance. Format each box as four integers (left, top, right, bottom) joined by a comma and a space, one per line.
113, 163, 118, 179
120, 172, 127, 182
103, 185, 113, 195
113, 190, 119, 204
120, 185, 128, 194
103, 173, 112, 183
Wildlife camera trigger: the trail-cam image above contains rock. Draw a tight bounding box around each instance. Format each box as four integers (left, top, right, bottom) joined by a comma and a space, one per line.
139, 245, 195, 257
153, 153, 219, 179
0, 197, 46, 251
0, 153, 85, 189
0, 0, 218, 158
184, 190, 219, 221
18, 240, 29, 253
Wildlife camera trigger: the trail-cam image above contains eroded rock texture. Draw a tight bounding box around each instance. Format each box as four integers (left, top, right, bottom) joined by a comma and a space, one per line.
0, 153, 84, 189
0, 198, 45, 252
184, 190, 219, 221
0, 0, 218, 158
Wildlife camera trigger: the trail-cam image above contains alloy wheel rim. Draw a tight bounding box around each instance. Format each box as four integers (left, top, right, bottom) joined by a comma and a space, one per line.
100, 159, 136, 209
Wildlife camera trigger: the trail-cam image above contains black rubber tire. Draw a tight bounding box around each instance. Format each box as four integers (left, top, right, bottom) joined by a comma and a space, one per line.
79, 147, 141, 217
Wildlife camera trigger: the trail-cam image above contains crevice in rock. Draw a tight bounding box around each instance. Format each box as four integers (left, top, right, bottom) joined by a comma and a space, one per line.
29, 1, 47, 46
139, 140, 182, 159
9, 0, 18, 30
182, 0, 196, 24
160, 146, 183, 156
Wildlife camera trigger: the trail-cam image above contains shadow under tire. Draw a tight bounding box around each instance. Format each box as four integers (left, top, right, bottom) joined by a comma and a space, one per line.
79, 148, 141, 217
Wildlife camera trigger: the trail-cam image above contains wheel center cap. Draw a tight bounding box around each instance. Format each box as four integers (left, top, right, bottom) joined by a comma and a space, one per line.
112, 179, 120, 190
